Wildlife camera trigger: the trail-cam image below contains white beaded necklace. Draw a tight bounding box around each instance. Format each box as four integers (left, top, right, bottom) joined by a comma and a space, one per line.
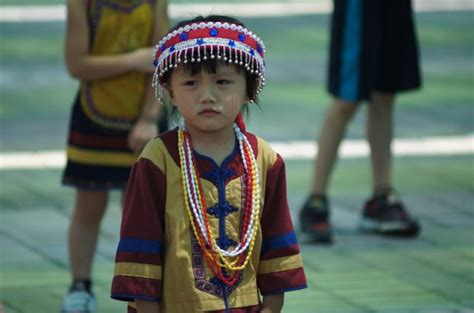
178, 123, 261, 260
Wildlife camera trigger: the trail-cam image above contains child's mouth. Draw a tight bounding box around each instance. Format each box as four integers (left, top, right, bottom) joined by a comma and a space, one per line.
199, 109, 220, 115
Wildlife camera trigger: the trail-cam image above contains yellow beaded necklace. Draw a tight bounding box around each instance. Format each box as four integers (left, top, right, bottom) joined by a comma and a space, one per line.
177, 124, 261, 279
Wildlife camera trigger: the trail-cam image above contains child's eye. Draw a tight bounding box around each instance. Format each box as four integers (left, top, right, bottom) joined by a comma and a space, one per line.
217, 79, 232, 85
183, 80, 197, 86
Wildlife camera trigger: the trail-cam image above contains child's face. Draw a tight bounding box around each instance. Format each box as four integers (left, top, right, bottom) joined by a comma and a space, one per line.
168, 62, 248, 133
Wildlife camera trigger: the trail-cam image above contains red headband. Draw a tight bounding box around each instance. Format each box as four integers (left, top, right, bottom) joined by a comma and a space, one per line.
154, 23, 265, 61
152, 21, 266, 104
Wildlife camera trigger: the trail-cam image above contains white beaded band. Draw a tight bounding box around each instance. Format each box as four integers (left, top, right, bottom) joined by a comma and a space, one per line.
152, 21, 267, 103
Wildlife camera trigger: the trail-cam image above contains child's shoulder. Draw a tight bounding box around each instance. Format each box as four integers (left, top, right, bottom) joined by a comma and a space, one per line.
246, 132, 271, 151
139, 128, 178, 161
245, 131, 280, 166
157, 128, 178, 143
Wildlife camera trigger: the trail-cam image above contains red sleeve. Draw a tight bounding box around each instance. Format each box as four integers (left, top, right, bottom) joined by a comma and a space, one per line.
111, 158, 166, 302
257, 154, 307, 295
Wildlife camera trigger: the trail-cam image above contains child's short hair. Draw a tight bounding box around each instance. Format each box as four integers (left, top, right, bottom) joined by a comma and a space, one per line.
152, 15, 266, 105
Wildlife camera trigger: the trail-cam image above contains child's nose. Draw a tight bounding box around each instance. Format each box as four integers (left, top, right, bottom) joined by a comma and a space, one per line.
199, 84, 217, 104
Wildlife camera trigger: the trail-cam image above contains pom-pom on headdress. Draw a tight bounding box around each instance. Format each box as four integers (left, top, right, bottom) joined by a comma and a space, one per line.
152, 20, 266, 103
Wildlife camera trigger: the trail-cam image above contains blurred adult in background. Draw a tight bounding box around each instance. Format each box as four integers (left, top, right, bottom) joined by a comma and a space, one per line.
61, 0, 169, 312
300, 0, 422, 243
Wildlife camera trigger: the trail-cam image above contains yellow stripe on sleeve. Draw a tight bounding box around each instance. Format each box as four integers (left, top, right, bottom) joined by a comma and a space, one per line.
258, 254, 303, 275
114, 262, 162, 280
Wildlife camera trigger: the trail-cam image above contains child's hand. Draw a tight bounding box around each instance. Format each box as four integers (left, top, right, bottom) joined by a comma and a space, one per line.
135, 299, 160, 313
260, 294, 284, 313
127, 118, 158, 153
130, 47, 155, 73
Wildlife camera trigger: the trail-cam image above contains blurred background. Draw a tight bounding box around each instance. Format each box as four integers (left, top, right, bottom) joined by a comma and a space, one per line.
0, 0, 473, 312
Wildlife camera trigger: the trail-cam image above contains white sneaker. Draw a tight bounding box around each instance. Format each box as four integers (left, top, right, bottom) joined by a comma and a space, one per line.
61, 289, 96, 313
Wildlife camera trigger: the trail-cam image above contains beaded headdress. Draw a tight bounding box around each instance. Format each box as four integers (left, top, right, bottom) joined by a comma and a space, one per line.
152, 20, 266, 103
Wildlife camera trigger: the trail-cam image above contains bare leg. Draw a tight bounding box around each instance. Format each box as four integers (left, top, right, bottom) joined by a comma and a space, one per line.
362, 93, 421, 237
68, 189, 108, 280
367, 91, 394, 195
311, 98, 359, 195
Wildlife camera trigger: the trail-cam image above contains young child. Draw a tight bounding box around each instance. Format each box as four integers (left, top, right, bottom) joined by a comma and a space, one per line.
111, 15, 307, 313
61, 0, 169, 312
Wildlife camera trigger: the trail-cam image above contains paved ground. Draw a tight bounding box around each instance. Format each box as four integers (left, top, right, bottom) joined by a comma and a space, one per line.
1, 156, 473, 313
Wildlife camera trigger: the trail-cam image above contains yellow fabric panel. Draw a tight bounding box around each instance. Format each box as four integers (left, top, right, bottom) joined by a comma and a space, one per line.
91, 3, 153, 55
115, 262, 162, 280
255, 136, 277, 208
81, 1, 153, 125
83, 73, 145, 120
159, 146, 263, 312
256, 136, 278, 172
258, 254, 304, 275
138, 138, 169, 172
67, 146, 138, 167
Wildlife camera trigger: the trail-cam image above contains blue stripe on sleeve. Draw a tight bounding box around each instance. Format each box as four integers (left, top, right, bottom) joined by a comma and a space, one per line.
339, 0, 362, 101
117, 238, 161, 254
260, 284, 308, 296
261, 231, 297, 255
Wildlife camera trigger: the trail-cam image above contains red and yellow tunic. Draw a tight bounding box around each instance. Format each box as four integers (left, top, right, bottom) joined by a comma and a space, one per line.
111, 129, 307, 312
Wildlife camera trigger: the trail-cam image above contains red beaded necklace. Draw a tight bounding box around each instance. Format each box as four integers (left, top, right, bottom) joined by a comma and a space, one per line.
177, 124, 261, 286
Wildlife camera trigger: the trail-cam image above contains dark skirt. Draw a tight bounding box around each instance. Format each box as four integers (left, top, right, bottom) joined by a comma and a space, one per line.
62, 94, 168, 190
328, 0, 422, 102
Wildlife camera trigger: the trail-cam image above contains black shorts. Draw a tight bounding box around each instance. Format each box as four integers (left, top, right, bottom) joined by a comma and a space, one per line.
328, 0, 422, 102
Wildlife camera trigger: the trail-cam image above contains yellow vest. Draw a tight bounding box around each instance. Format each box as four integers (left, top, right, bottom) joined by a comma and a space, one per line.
81, 0, 154, 130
